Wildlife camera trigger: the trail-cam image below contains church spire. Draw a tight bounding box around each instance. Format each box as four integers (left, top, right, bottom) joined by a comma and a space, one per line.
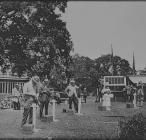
109, 43, 114, 75
132, 51, 136, 75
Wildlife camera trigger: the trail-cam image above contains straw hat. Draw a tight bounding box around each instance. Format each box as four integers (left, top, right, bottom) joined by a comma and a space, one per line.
70, 79, 75, 83
44, 78, 49, 82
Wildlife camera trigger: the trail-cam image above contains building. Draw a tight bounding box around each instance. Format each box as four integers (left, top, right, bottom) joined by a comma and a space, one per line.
0, 74, 29, 94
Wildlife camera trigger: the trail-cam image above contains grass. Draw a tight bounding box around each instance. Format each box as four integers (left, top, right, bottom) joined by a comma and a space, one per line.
0, 97, 145, 139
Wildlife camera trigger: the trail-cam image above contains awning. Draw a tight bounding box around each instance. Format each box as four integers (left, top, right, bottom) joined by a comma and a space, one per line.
129, 76, 146, 84
126, 76, 137, 87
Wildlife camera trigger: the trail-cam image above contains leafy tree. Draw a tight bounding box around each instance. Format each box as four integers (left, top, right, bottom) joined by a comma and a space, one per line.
70, 53, 98, 92
94, 54, 133, 76
70, 53, 133, 93
70, 53, 95, 78
0, 1, 73, 79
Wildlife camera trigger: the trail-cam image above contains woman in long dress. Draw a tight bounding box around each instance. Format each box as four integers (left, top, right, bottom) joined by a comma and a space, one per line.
102, 86, 113, 111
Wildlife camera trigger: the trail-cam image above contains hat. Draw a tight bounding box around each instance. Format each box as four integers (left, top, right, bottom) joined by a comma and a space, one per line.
32, 76, 40, 84
15, 83, 19, 86
44, 78, 49, 82
70, 79, 75, 83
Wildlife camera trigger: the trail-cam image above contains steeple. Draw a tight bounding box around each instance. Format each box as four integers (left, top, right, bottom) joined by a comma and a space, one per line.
132, 51, 136, 75
109, 43, 114, 75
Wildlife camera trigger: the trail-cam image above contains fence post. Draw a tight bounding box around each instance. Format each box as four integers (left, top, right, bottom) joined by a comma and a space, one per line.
52, 99, 59, 122
32, 103, 41, 133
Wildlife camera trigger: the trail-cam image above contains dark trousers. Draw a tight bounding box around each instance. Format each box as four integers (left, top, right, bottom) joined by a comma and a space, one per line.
83, 96, 87, 103
21, 107, 33, 127
69, 95, 78, 112
40, 102, 49, 118
13, 101, 20, 110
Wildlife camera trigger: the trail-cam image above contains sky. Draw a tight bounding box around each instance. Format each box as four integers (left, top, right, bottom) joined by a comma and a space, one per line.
61, 1, 146, 70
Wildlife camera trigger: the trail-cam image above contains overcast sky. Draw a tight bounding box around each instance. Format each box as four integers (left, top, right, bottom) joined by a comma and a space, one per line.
61, 1, 146, 70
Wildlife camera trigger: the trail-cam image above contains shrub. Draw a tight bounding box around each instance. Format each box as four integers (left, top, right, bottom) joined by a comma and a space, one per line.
119, 113, 146, 140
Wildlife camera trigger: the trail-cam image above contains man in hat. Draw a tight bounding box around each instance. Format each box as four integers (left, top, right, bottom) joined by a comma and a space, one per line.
21, 75, 40, 127
38, 78, 51, 119
65, 79, 78, 113
83, 87, 87, 103
12, 84, 21, 110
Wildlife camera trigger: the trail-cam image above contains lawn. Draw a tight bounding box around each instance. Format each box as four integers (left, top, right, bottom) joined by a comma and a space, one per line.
0, 96, 145, 139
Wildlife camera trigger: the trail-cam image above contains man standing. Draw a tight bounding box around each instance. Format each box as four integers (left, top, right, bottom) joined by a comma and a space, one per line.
65, 79, 78, 113
126, 85, 131, 102
98, 84, 103, 102
12, 84, 21, 110
38, 78, 51, 118
137, 82, 144, 107
21, 75, 40, 127
83, 87, 87, 103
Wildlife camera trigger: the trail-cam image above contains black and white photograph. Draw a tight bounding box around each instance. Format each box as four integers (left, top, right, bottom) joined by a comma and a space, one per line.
0, 0, 146, 139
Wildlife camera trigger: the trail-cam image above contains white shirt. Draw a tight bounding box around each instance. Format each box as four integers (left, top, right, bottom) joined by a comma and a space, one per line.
11, 87, 20, 102
23, 80, 38, 97
65, 85, 78, 97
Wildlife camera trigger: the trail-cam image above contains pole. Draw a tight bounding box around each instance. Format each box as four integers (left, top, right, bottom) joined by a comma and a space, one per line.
52, 99, 59, 122
133, 93, 137, 108
76, 98, 83, 115
32, 103, 41, 133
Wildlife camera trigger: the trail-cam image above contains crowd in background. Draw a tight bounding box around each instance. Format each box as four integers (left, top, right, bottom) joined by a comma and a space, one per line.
95, 81, 144, 108
0, 76, 145, 118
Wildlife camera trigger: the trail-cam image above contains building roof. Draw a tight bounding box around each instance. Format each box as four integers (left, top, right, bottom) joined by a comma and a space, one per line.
129, 75, 146, 84
0, 74, 29, 81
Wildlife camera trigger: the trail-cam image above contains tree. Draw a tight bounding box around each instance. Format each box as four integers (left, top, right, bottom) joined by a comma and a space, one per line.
0, 1, 73, 78
70, 53, 98, 92
94, 54, 133, 76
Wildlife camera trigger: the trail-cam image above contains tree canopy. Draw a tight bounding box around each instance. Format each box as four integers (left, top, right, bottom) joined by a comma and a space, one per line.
0, 1, 73, 79
69, 53, 133, 92
94, 54, 133, 76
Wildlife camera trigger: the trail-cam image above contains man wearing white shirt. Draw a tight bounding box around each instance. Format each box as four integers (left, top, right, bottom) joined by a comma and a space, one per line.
65, 79, 78, 113
12, 84, 20, 110
21, 75, 40, 127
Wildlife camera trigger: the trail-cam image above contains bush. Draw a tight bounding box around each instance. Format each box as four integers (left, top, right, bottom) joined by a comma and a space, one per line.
119, 113, 146, 140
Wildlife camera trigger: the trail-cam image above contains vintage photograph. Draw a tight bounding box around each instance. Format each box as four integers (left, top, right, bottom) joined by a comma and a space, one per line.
0, 0, 146, 139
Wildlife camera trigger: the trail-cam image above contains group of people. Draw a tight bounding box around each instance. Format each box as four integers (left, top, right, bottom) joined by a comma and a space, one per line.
20, 76, 85, 128
123, 82, 144, 107
2, 75, 145, 128
95, 81, 144, 110
21, 76, 51, 127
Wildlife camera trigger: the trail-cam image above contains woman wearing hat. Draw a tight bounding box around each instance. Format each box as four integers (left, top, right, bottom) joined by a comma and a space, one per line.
21, 75, 40, 127
102, 86, 113, 111
65, 79, 78, 113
